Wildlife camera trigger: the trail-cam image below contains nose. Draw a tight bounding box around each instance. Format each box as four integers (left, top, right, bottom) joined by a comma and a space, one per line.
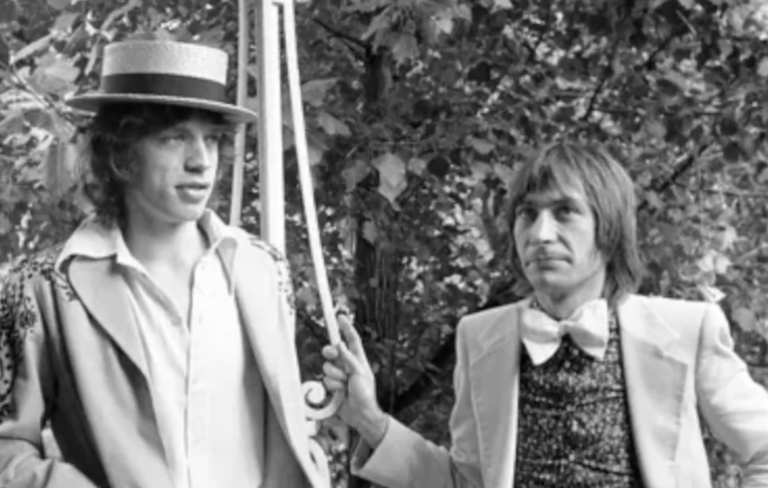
184, 136, 213, 172
529, 210, 557, 243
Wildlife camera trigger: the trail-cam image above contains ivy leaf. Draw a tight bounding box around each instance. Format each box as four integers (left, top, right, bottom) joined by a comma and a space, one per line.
30, 55, 79, 95
714, 225, 739, 251
295, 285, 318, 311
408, 157, 427, 176
645, 120, 667, 140
493, 163, 517, 188
697, 250, 731, 275
342, 159, 370, 191
468, 137, 495, 155
434, 11, 454, 35
0, 111, 27, 135
391, 33, 419, 65
44, 139, 79, 195
644, 190, 665, 210
733, 307, 757, 332
52, 12, 79, 32
362, 220, 378, 243
697, 284, 725, 303
758, 57, 768, 77
758, 166, 768, 183
0, 1, 16, 23
455, 4, 472, 20
302, 78, 337, 108
47, 0, 72, 10
373, 153, 407, 203
317, 111, 350, 137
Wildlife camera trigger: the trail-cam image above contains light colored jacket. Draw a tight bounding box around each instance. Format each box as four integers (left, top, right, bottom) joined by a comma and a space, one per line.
354, 295, 768, 488
0, 226, 325, 488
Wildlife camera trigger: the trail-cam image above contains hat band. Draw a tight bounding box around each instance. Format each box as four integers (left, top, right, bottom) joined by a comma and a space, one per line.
101, 73, 228, 104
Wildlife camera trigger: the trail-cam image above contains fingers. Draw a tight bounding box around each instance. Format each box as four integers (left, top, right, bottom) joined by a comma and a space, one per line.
322, 361, 347, 391
321, 344, 338, 360
337, 314, 365, 359
323, 361, 347, 382
336, 341, 366, 375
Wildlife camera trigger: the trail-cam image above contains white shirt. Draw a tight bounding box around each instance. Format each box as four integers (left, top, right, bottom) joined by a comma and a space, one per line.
58, 211, 266, 488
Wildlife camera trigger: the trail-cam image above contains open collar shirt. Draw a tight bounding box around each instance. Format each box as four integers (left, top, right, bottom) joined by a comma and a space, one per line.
56, 210, 266, 488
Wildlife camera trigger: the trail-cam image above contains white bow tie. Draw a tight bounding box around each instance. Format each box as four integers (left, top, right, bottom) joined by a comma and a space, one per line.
520, 299, 610, 366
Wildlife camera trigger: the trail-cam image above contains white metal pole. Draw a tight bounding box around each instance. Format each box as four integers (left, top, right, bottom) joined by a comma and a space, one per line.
255, 0, 285, 251
229, 0, 249, 227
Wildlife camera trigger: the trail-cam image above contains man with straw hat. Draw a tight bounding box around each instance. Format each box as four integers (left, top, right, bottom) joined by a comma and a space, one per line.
0, 39, 324, 488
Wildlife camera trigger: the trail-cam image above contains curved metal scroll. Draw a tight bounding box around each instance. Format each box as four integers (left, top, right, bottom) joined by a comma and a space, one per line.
282, 9, 346, 483
232, 0, 344, 485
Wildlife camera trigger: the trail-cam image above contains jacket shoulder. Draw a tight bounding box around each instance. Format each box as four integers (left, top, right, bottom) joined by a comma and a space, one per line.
631, 294, 711, 330
229, 229, 289, 267
457, 300, 526, 352
232, 231, 295, 308
0, 244, 67, 419
1, 243, 71, 299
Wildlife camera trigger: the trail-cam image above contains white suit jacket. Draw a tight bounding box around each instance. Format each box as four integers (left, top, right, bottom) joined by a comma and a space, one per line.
354, 295, 768, 488
0, 221, 325, 488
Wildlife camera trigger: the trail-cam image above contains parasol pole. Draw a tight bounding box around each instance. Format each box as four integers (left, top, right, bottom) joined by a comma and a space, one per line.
255, 0, 285, 250
232, 1, 340, 484
228, 0, 249, 227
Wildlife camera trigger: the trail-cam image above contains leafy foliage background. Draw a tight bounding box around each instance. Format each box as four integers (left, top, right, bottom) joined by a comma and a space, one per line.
2, 0, 768, 486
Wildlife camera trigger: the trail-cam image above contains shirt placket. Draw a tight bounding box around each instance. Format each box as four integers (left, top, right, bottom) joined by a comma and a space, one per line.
186, 255, 214, 488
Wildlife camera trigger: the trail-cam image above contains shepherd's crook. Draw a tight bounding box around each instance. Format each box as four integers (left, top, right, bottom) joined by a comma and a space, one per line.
231, 0, 343, 485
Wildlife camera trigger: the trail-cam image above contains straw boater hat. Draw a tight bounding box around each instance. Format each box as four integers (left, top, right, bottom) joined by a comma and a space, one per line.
66, 40, 258, 123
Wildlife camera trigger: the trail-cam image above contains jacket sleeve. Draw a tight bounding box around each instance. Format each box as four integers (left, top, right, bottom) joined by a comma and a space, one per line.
695, 303, 768, 488
0, 265, 98, 488
350, 319, 483, 488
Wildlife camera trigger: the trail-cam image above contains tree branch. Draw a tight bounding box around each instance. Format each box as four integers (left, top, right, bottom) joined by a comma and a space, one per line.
313, 17, 368, 52
581, 73, 609, 122
671, 181, 768, 199
638, 145, 710, 212
643, 27, 683, 71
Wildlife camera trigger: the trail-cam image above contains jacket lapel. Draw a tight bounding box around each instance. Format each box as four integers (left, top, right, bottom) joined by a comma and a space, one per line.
469, 302, 525, 488
618, 295, 688, 488
67, 257, 149, 380
233, 246, 324, 488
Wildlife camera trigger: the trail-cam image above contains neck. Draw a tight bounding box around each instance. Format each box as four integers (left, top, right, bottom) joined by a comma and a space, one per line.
122, 215, 208, 269
534, 272, 607, 320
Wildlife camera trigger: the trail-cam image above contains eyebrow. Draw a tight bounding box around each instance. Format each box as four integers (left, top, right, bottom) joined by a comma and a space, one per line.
520, 195, 582, 207
162, 123, 229, 135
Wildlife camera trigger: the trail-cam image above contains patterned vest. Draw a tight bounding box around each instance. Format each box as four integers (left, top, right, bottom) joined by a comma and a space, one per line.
512, 307, 644, 488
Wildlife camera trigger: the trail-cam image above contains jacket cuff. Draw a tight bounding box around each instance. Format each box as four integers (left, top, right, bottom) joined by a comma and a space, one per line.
351, 416, 419, 485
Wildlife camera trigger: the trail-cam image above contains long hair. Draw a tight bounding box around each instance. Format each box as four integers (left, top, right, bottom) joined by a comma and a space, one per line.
506, 141, 644, 304
81, 103, 232, 226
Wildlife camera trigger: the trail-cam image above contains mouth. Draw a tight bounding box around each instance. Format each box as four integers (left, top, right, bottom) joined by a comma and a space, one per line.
176, 183, 210, 191
527, 253, 567, 266
176, 183, 211, 202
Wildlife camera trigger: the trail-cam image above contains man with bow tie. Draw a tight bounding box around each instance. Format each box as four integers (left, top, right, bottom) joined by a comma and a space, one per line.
322, 141, 768, 488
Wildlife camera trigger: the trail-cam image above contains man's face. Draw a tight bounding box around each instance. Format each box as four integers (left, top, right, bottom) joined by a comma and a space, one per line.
513, 183, 607, 297
125, 117, 225, 226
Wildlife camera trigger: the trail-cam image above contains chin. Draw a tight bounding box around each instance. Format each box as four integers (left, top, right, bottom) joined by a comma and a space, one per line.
168, 206, 207, 224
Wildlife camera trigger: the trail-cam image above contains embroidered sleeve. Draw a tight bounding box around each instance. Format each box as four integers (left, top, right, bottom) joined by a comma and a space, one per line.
247, 236, 296, 319
0, 260, 41, 420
